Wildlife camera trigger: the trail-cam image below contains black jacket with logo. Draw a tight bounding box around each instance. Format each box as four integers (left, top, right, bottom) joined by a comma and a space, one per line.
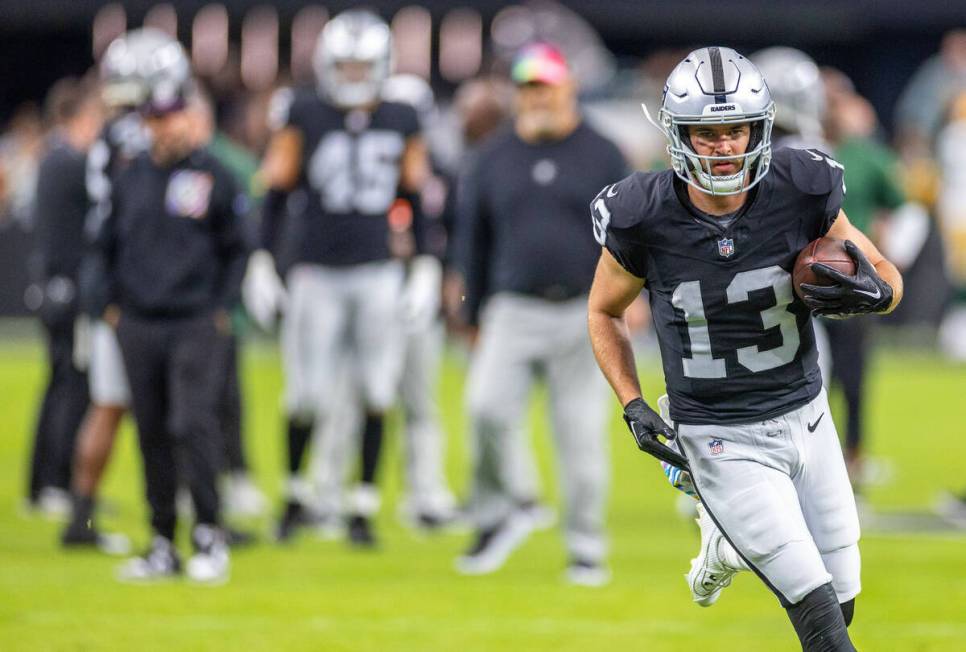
95, 148, 251, 319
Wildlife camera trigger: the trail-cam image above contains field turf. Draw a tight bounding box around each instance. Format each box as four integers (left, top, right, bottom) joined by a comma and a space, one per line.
1, 326, 964, 651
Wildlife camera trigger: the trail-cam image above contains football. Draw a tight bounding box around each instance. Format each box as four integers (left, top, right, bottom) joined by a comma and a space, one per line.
793, 236, 856, 300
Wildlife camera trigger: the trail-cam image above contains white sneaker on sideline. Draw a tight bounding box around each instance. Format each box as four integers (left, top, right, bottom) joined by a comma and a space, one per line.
116, 536, 181, 583
186, 525, 230, 585
455, 511, 537, 575
566, 560, 611, 587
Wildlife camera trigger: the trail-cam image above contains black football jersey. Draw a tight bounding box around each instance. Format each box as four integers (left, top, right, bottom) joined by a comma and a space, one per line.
85, 112, 150, 238
276, 88, 420, 267
86, 112, 150, 206
593, 147, 846, 425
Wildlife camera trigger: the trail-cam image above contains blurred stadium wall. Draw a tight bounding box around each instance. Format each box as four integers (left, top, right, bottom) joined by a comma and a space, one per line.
0, 0, 960, 318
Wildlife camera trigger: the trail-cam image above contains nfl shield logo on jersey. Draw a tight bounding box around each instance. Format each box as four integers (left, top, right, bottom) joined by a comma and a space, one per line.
717, 238, 735, 258
708, 438, 724, 455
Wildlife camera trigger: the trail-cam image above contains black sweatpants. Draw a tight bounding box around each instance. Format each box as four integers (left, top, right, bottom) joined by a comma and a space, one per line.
218, 335, 247, 473
116, 313, 227, 541
824, 318, 869, 454
28, 318, 88, 500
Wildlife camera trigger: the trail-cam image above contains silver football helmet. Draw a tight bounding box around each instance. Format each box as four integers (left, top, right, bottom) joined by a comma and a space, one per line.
643, 46, 776, 196
140, 40, 192, 116
751, 47, 825, 142
100, 28, 175, 109
313, 9, 392, 109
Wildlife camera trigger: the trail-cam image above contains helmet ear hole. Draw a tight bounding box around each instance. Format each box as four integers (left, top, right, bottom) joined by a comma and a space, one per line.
678, 125, 695, 152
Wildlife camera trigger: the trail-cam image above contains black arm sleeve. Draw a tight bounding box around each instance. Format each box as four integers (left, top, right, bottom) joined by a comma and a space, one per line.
214, 173, 253, 310
453, 156, 492, 326
258, 188, 288, 254
82, 174, 121, 317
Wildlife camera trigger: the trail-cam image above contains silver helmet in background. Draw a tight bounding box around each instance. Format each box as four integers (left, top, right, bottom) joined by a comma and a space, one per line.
100, 27, 176, 110
644, 46, 776, 196
314, 9, 393, 109
137, 36, 192, 117
751, 46, 826, 142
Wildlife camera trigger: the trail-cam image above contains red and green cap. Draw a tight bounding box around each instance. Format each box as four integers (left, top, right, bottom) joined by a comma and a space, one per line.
510, 43, 570, 86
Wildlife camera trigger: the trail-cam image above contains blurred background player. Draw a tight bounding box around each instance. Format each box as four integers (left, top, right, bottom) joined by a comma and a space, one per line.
186, 87, 267, 521
303, 73, 462, 533
821, 67, 908, 484
93, 38, 250, 582
25, 76, 103, 518
380, 73, 460, 530
59, 28, 154, 550
244, 9, 429, 546
453, 43, 627, 584
753, 47, 905, 489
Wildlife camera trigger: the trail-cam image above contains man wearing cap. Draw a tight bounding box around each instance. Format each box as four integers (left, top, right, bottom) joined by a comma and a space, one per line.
92, 39, 250, 583
453, 43, 627, 585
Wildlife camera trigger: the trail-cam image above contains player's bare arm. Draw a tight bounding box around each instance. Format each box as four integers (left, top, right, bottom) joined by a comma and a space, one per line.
259, 126, 303, 192
400, 135, 430, 194
589, 248, 688, 469
587, 248, 644, 406
823, 209, 904, 313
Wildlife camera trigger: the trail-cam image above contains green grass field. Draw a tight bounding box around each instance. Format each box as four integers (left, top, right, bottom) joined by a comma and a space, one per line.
1, 326, 964, 651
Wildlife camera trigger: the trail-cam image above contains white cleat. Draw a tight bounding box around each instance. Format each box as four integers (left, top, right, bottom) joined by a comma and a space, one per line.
686, 502, 744, 606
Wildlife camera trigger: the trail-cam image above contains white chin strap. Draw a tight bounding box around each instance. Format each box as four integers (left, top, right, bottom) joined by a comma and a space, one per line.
688, 158, 747, 194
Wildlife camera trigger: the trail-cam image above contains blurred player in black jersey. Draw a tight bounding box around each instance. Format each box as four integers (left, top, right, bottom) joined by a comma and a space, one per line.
93, 39, 250, 583
26, 76, 102, 518
243, 9, 429, 546
589, 48, 903, 650
60, 28, 156, 552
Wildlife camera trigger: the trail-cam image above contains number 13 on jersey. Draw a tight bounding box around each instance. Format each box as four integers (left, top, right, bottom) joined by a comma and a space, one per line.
671, 265, 800, 379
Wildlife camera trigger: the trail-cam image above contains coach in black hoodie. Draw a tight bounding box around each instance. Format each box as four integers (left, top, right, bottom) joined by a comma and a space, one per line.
94, 38, 249, 583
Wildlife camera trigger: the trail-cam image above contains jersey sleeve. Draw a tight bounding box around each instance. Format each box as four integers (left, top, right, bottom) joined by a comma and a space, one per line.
785, 147, 847, 235
210, 162, 253, 310
396, 103, 421, 139
590, 173, 648, 279
267, 87, 303, 132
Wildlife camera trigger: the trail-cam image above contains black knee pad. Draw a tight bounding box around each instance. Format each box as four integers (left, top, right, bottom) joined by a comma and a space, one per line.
840, 599, 855, 627
785, 583, 856, 651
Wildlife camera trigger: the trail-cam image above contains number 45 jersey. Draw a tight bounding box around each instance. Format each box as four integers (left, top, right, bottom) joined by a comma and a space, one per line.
275, 87, 420, 267
593, 147, 846, 425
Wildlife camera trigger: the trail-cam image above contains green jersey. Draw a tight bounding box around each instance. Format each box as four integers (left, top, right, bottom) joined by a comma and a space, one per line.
836, 136, 905, 235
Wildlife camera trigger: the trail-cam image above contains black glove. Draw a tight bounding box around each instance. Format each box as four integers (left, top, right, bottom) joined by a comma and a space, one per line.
623, 397, 690, 471
800, 240, 893, 318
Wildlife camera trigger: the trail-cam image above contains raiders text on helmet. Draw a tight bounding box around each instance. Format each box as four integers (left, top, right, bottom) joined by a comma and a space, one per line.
643, 46, 776, 196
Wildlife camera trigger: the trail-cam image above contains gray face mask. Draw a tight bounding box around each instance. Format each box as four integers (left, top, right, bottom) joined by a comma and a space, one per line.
313, 10, 392, 109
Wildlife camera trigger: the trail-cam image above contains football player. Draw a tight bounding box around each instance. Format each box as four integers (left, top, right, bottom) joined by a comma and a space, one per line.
244, 9, 429, 545
588, 47, 902, 649
60, 28, 158, 551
